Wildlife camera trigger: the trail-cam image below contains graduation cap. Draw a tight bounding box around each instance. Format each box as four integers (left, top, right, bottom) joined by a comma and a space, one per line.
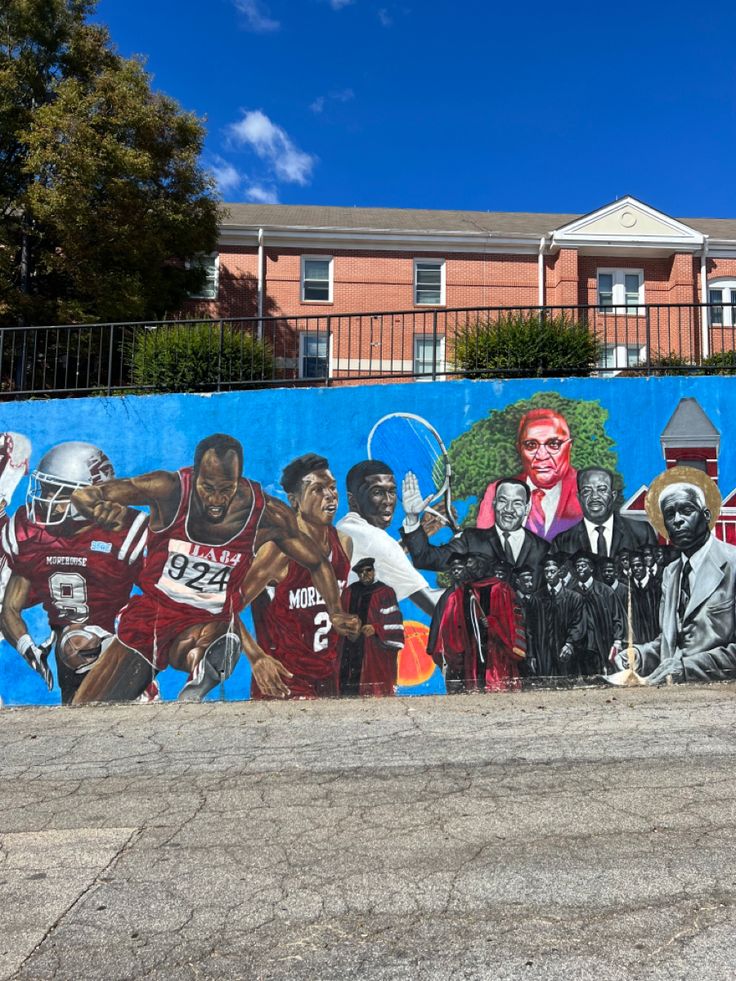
352, 556, 376, 574
446, 538, 471, 560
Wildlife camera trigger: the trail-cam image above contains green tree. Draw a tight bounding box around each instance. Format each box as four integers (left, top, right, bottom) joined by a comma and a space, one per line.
0, 0, 220, 327
452, 313, 600, 378
448, 392, 621, 524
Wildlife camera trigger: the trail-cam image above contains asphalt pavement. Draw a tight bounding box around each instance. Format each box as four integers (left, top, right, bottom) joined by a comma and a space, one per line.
1, 685, 735, 980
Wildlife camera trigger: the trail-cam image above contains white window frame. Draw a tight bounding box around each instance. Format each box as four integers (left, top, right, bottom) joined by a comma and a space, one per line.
707, 279, 736, 327
186, 253, 219, 300
598, 343, 647, 372
298, 331, 331, 379
597, 268, 645, 314
300, 256, 333, 303
414, 258, 446, 306
413, 333, 446, 379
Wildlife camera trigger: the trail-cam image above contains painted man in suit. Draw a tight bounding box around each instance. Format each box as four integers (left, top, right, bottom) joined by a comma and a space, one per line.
476, 409, 581, 541
401, 476, 548, 588
552, 467, 657, 559
615, 468, 736, 685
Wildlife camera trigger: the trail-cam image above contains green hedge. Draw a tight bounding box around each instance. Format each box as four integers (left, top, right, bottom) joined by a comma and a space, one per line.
452, 313, 600, 378
131, 322, 274, 392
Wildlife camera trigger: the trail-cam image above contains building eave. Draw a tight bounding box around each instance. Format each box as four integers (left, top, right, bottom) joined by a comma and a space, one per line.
218, 225, 544, 255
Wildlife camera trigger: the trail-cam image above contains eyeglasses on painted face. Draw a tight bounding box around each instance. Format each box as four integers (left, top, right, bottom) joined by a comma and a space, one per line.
520, 437, 571, 454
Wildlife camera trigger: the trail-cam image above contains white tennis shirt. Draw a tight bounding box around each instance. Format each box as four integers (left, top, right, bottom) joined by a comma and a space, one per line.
336, 511, 429, 601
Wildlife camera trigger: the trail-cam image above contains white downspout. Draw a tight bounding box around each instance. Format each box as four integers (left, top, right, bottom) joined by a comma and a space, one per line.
700, 236, 709, 360
538, 235, 547, 307
257, 227, 265, 338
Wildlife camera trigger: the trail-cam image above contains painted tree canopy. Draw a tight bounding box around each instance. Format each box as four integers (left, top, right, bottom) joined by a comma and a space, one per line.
447, 392, 622, 521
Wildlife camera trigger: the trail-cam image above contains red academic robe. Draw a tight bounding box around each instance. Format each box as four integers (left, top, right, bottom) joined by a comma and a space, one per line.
434, 577, 526, 691
340, 582, 404, 697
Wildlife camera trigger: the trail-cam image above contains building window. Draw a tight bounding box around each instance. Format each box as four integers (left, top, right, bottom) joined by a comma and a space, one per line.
708, 280, 736, 326
597, 268, 644, 312
187, 253, 219, 299
413, 334, 445, 377
598, 344, 646, 371
414, 259, 445, 306
299, 333, 330, 379
301, 257, 333, 302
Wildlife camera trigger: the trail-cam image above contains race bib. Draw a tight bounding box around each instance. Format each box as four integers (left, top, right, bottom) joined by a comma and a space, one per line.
156, 539, 235, 614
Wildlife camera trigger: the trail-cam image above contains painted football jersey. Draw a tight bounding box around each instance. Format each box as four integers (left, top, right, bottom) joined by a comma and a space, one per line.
2, 505, 147, 632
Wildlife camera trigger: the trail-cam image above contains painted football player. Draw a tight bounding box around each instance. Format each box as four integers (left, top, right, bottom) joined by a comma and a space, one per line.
0, 442, 149, 703
71, 434, 358, 703
246, 453, 352, 698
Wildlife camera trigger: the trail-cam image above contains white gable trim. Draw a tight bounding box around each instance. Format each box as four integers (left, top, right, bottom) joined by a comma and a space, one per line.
551, 196, 704, 252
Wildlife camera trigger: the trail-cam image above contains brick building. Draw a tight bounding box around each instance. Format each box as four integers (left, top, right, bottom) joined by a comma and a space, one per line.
186, 195, 736, 379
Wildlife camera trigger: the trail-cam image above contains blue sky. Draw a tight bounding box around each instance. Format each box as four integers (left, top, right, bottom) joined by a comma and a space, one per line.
95, 0, 736, 218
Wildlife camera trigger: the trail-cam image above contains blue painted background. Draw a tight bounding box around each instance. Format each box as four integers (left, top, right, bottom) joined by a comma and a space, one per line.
1, 375, 734, 706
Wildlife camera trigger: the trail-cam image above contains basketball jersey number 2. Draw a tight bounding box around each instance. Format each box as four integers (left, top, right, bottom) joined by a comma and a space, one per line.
313, 611, 331, 653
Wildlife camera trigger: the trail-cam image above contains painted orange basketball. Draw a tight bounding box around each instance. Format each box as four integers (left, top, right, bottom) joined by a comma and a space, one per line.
397, 620, 435, 686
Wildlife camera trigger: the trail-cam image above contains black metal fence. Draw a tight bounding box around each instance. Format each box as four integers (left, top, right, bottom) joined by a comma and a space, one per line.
1, 302, 734, 398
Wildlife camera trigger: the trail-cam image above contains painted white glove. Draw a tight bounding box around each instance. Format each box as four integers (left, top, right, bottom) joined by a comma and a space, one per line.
401, 471, 434, 530
17, 634, 54, 691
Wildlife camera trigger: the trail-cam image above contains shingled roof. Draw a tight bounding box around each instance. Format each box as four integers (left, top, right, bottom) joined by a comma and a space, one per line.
221, 203, 736, 240
661, 398, 720, 448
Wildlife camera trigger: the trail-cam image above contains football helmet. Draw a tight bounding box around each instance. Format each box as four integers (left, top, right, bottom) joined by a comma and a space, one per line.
27, 441, 115, 526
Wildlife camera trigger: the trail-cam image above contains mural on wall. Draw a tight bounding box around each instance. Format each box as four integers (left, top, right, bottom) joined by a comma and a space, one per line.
0, 379, 735, 707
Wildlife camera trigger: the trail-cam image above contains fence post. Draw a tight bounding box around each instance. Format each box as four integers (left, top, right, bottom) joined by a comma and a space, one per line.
431, 309, 438, 381
107, 323, 115, 396
325, 316, 332, 387
645, 308, 651, 375
217, 320, 224, 392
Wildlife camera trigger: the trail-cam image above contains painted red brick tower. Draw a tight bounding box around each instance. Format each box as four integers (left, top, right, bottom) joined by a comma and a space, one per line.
622, 397, 736, 542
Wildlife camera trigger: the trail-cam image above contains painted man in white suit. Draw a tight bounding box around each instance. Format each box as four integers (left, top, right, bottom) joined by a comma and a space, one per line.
616, 467, 736, 685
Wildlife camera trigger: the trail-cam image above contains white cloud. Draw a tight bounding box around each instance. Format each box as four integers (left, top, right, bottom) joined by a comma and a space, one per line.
310, 89, 354, 113
329, 0, 354, 8
228, 110, 316, 186
246, 184, 280, 204
378, 7, 392, 26
233, 0, 280, 32
208, 156, 242, 194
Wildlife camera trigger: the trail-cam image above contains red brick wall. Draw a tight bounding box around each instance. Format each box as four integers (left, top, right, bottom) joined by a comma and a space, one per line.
545, 249, 578, 307
261, 248, 539, 317
576, 253, 702, 361
179, 243, 733, 368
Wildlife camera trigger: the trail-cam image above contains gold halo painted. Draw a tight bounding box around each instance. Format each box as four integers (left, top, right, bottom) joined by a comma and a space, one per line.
645, 466, 721, 540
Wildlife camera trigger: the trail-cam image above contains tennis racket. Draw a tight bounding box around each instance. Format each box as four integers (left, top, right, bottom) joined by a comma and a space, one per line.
367, 412, 459, 532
